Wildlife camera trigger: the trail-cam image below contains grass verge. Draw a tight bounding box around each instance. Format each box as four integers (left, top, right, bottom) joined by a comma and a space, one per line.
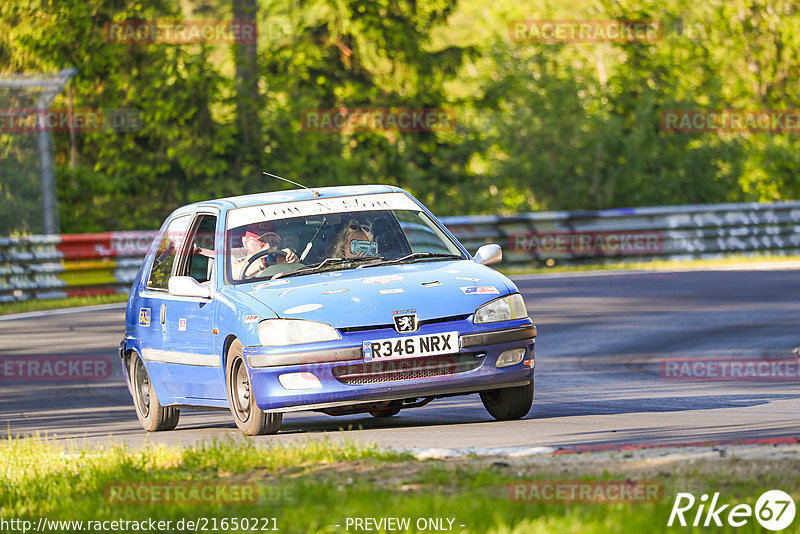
499, 252, 800, 276
1, 436, 797, 533
0, 293, 128, 316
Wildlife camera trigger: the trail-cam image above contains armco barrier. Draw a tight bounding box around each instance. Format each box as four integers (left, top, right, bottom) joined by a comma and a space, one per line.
1, 201, 798, 301
0, 232, 157, 302
443, 201, 800, 265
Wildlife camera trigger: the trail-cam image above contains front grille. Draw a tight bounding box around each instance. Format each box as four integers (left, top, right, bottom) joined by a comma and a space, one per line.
339, 324, 393, 333
421, 314, 470, 326
332, 352, 484, 385
338, 315, 470, 334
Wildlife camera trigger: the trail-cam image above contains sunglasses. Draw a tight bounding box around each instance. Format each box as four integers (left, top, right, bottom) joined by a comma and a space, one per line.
347, 221, 372, 233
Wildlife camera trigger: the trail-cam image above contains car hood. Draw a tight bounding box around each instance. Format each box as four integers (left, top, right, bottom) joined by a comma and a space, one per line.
239, 260, 517, 328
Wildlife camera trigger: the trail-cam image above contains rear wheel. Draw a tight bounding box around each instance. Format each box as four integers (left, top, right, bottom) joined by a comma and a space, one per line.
226, 339, 282, 435
130, 352, 179, 431
480, 381, 533, 421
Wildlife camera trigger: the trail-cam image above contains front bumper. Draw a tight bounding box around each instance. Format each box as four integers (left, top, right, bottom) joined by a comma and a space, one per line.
242, 319, 536, 412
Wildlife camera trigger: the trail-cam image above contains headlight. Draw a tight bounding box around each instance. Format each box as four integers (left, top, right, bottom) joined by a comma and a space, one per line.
473, 293, 528, 324
258, 319, 341, 346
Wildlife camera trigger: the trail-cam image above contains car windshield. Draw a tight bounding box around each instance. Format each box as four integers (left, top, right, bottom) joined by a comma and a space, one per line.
226, 206, 464, 283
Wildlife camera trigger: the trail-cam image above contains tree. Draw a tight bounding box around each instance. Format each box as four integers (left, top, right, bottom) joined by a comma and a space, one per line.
233, 0, 262, 176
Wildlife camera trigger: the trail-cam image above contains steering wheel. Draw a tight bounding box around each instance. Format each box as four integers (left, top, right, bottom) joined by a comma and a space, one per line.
242, 249, 287, 277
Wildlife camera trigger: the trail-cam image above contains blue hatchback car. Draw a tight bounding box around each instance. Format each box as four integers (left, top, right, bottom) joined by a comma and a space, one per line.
121, 185, 536, 435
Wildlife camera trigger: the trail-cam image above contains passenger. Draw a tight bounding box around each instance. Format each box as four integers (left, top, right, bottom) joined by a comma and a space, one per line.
233, 222, 298, 279
330, 219, 377, 258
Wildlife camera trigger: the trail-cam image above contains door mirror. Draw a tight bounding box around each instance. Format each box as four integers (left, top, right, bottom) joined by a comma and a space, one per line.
473, 244, 502, 266
168, 276, 211, 299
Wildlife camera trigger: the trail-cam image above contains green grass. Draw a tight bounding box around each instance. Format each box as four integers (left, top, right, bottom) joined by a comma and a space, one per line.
499, 252, 800, 276
0, 293, 128, 316
1, 436, 797, 533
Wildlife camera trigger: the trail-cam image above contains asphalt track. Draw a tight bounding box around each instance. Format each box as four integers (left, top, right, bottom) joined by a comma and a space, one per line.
1, 268, 799, 452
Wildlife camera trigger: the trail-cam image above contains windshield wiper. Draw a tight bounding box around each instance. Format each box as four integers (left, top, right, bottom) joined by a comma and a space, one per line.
271, 257, 347, 279
359, 252, 462, 268
272, 255, 383, 279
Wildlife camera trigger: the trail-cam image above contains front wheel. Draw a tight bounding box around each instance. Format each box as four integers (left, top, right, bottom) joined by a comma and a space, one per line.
130, 352, 180, 431
226, 339, 282, 435
480, 381, 533, 421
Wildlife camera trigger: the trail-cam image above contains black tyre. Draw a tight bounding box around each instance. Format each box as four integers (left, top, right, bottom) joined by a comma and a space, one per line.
130, 352, 180, 431
369, 407, 401, 418
480, 381, 533, 421
226, 339, 282, 435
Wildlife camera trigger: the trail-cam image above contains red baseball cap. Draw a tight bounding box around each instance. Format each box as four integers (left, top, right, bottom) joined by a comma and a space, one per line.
244, 222, 276, 240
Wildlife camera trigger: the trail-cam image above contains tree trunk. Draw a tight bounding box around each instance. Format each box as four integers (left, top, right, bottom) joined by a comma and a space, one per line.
233, 0, 261, 178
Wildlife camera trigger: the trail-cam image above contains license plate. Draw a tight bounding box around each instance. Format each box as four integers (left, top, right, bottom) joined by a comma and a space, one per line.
362, 331, 459, 362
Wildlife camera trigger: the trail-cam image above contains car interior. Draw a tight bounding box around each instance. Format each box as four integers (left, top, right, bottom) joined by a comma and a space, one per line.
228, 210, 416, 281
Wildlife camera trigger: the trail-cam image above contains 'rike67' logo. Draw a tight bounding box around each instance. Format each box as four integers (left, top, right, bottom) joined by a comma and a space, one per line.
669, 490, 795, 530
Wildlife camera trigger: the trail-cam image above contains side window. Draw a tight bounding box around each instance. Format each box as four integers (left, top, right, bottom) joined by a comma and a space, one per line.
146, 215, 192, 290
179, 214, 217, 284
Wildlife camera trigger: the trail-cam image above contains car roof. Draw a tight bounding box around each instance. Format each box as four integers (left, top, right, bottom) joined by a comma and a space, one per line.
176, 184, 405, 213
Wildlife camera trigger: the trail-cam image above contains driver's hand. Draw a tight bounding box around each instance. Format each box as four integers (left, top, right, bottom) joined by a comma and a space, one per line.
282, 248, 298, 263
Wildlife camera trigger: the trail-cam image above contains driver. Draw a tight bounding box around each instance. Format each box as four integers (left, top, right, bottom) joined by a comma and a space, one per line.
233, 222, 298, 279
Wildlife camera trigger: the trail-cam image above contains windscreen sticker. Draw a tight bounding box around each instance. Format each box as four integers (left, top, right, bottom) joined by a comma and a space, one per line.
178, 318, 187, 331
138, 308, 151, 327
253, 280, 290, 289
460, 286, 500, 295
379, 288, 404, 294
227, 192, 419, 229
283, 303, 323, 314
322, 288, 350, 295
363, 275, 404, 284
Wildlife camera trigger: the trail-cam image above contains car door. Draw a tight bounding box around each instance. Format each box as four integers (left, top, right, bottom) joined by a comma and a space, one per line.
161, 211, 226, 402
137, 213, 193, 405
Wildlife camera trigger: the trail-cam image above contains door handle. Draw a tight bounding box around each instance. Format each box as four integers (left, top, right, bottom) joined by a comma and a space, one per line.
160, 304, 166, 325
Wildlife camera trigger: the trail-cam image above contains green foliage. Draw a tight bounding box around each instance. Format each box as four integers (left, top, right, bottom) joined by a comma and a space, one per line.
0, 0, 797, 234
0, 131, 42, 234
